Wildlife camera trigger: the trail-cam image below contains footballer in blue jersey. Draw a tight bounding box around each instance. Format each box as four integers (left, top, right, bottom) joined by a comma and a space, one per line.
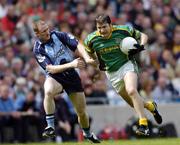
32, 20, 100, 143
33, 29, 83, 93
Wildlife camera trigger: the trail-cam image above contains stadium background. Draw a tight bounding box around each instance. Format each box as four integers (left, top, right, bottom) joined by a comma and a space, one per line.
0, 0, 179, 143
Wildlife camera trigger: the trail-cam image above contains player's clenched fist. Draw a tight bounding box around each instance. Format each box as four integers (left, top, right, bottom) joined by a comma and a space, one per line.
71, 58, 86, 69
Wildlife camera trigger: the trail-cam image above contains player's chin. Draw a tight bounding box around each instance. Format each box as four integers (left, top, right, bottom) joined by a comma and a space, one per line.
101, 34, 106, 38
101, 34, 109, 38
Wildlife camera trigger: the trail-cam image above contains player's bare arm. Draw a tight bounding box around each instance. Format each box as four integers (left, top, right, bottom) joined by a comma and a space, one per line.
140, 32, 148, 45
46, 58, 86, 74
129, 32, 148, 57
75, 43, 97, 66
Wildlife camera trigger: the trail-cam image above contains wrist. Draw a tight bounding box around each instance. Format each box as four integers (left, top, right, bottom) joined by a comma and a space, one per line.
68, 62, 74, 68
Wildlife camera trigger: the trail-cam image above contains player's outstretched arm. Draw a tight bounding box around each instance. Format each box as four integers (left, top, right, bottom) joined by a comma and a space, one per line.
46, 58, 86, 74
128, 32, 148, 58
76, 43, 98, 66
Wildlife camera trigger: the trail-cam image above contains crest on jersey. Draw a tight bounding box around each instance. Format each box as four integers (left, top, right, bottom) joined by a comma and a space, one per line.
68, 33, 75, 39
36, 54, 45, 63
115, 38, 122, 44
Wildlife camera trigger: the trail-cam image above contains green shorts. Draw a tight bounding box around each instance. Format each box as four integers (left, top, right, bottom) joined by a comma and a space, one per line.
105, 61, 138, 93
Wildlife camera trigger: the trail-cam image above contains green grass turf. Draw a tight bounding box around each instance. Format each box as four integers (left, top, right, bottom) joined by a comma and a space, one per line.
2, 138, 180, 145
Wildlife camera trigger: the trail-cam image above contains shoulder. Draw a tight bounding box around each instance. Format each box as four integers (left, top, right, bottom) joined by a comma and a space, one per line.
112, 25, 133, 31
51, 30, 63, 35
52, 30, 77, 40
51, 30, 72, 37
84, 31, 100, 45
112, 25, 134, 35
33, 40, 41, 53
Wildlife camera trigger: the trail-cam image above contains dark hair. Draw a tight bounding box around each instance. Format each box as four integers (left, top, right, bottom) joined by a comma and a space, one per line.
95, 14, 111, 24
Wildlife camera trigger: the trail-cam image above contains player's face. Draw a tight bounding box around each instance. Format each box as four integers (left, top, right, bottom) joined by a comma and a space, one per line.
36, 22, 50, 42
96, 23, 112, 38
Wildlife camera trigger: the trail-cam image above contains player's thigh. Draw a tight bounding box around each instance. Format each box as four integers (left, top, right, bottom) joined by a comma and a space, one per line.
69, 92, 86, 114
123, 71, 138, 93
106, 61, 137, 93
118, 85, 133, 107
106, 70, 133, 107
44, 76, 63, 96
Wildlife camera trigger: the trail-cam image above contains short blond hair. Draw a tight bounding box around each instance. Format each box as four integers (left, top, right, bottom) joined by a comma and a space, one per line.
32, 20, 47, 33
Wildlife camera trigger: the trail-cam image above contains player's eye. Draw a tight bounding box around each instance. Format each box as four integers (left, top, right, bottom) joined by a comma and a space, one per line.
42, 29, 48, 33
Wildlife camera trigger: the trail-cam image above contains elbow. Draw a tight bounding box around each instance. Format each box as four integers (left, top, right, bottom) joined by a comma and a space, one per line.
145, 34, 148, 43
141, 33, 148, 45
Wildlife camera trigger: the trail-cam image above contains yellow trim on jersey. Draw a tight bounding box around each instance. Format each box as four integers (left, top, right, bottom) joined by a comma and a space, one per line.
84, 45, 94, 54
84, 31, 100, 54
86, 31, 100, 46
112, 25, 133, 36
95, 31, 101, 36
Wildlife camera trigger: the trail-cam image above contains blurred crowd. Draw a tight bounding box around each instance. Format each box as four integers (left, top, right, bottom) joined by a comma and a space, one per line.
0, 0, 179, 143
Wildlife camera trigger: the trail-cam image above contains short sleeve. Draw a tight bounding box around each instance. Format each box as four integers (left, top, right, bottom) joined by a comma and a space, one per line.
84, 36, 95, 54
54, 31, 78, 52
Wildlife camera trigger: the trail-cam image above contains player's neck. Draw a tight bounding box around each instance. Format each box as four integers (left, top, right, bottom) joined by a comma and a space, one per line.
103, 31, 112, 39
40, 37, 52, 44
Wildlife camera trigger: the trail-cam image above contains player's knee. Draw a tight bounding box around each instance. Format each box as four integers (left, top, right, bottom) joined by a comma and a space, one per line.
45, 89, 55, 98
76, 108, 86, 117
126, 87, 137, 97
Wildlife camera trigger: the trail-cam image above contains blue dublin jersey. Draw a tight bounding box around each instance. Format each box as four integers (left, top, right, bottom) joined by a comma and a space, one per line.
33, 30, 83, 94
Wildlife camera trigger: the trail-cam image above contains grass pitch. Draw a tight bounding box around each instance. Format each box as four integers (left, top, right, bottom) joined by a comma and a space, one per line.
3, 138, 180, 145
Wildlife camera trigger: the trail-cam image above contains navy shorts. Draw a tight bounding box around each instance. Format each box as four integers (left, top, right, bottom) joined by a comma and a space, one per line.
50, 68, 83, 94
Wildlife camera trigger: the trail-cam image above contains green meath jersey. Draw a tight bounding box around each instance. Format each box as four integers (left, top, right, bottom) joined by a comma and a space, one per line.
84, 25, 141, 72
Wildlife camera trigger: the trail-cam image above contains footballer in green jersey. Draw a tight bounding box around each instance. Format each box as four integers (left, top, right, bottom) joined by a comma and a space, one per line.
83, 14, 162, 136
84, 24, 141, 72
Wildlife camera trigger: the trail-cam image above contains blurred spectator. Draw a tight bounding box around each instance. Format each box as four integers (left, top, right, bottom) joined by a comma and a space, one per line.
11, 57, 24, 77
172, 25, 180, 59
0, 84, 22, 143
55, 95, 78, 142
159, 49, 176, 78
172, 64, 180, 99
152, 76, 173, 103
13, 77, 27, 110
1, 5, 19, 36
18, 89, 43, 142
80, 66, 108, 105
140, 78, 154, 102
0, 0, 8, 18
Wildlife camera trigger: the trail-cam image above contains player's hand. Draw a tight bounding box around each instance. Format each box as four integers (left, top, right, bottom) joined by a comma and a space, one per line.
128, 44, 145, 58
134, 44, 145, 50
85, 58, 98, 67
46, 64, 56, 74
92, 68, 101, 82
71, 58, 86, 69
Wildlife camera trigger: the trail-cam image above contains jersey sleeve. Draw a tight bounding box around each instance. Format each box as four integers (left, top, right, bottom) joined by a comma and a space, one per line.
54, 31, 78, 52
127, 25, 141, 40
33, 42, 52, 71
83, 35, 95, 54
